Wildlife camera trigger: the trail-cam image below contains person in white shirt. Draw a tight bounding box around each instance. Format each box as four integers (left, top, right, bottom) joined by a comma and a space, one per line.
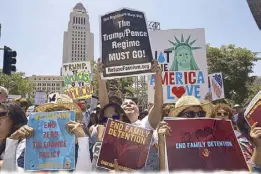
1, 94, 92, 172
0, 103, 28, 170
96, 58, 163, 130
89, 112, 99, 144
94, 58, 163, 171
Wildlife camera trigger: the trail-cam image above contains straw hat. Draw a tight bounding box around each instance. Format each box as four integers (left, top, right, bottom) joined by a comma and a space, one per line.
169, 96, 213, 117
35, 94, 82, 122
0, 86, 8, 97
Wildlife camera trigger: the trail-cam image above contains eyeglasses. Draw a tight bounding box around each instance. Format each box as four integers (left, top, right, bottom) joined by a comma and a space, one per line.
216, 112, 229, 117
181, 111, 206, 118
0, 111, 8, 118
102, 114, 120, 123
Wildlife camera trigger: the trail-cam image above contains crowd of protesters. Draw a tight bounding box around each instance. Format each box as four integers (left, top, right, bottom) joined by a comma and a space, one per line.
0, 60, 261, 173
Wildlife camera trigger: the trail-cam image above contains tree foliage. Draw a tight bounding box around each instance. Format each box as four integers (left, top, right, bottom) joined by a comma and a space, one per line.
0, 71, 33, 96
207, 44, 260, 104
245, 82, 261, 106
91, 61, 134, 99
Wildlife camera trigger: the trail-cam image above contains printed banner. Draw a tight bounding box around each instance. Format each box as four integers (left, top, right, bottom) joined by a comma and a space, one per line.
245, 91, 261, 116
97, 119, 153, 171
62, 61, 93, 100
164, 118, 248, 171
25, 111, 76, 171
35, 92, 47, 105
245, 98, 261, 126
100, 8, 153, 79
209, 73, 225, 101
148, 29, 209, 103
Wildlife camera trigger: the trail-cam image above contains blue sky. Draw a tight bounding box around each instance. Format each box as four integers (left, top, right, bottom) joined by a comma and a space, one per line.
0, 0, 260, 76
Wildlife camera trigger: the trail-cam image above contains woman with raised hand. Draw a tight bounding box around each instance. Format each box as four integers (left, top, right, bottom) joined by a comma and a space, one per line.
1, 94, 92, 172
95, 58, 163, 171
0, 103, 28, 171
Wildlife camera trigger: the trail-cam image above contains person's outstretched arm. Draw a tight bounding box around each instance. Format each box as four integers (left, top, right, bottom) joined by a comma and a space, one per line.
249, 122, 261, 171
148, 60, 163, 129
2, 138, 25, 172
96, 58, 109, 108
158, 121, 171, 171
66, 121, 92, 172
2, 125, 33, 172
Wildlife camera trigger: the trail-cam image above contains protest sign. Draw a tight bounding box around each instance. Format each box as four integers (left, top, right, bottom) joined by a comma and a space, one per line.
245, 98, 261, 126
164, 118, 248, 171
62, 61, 93, 100
100, 8, 153, 79
25, 111, 75, 171
247, 0, 261, 29
148, 29, 209, 103
35, 91, 47, 105
97, 119, 153, 171
245, 91, 261, 116
48, 93, 58, 103
209, 73, 225, 101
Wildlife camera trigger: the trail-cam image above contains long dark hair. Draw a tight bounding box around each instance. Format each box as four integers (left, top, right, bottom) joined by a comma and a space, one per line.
99, 103, 130, 124
236, 111, 251, 140
88, 112, 99, 128
0, 103, 28, 157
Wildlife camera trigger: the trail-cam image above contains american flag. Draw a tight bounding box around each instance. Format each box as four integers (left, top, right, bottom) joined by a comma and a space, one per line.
212, 79, 222, 98
213, 74, 223, 88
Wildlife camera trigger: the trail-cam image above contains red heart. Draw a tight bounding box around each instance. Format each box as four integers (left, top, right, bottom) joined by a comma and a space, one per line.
172, 86, 186, 98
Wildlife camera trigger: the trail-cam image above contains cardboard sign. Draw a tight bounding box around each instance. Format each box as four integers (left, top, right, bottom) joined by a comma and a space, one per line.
25, 111, 75, 171
245, 91, 261, 117
35, 92, 47, 105
245, 99, 261, 126
164, 118, 248, 171
48, 93, 58, 103
148, 29, 209, 103
62, 61, 93, 99
97, 119, 153, 171
100, 8, 153, 79
209, 73, 225, 101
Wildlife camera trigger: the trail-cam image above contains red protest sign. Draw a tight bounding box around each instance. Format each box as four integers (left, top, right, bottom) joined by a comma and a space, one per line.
245, 99, 261, 127
164, 118, 248, 171
97, 119, 153, 171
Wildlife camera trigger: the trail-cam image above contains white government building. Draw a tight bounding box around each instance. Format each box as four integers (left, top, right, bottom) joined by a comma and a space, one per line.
26, 75, 63, 99
62, 2, 94, 63
28, 3, 94, 99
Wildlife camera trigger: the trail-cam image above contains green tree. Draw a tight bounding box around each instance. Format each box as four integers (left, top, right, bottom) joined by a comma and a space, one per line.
91, 61, 135, 98
244, 82, 261, 106
90, 60, 98, 96
207, 44, 260, 104
0, 71, 33, 96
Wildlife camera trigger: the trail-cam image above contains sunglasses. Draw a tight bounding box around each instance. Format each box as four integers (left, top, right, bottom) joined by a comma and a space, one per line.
102, 114, 120, 123
216, 112, 229, 117
181, 111, 206, 118
0, 111, 8, 117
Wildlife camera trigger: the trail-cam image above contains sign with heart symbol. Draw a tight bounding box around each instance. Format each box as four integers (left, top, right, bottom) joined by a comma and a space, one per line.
147, 29, 209, 103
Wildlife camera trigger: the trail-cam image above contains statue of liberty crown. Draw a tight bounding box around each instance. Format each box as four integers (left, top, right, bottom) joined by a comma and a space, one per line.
167, 34, 201, 51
